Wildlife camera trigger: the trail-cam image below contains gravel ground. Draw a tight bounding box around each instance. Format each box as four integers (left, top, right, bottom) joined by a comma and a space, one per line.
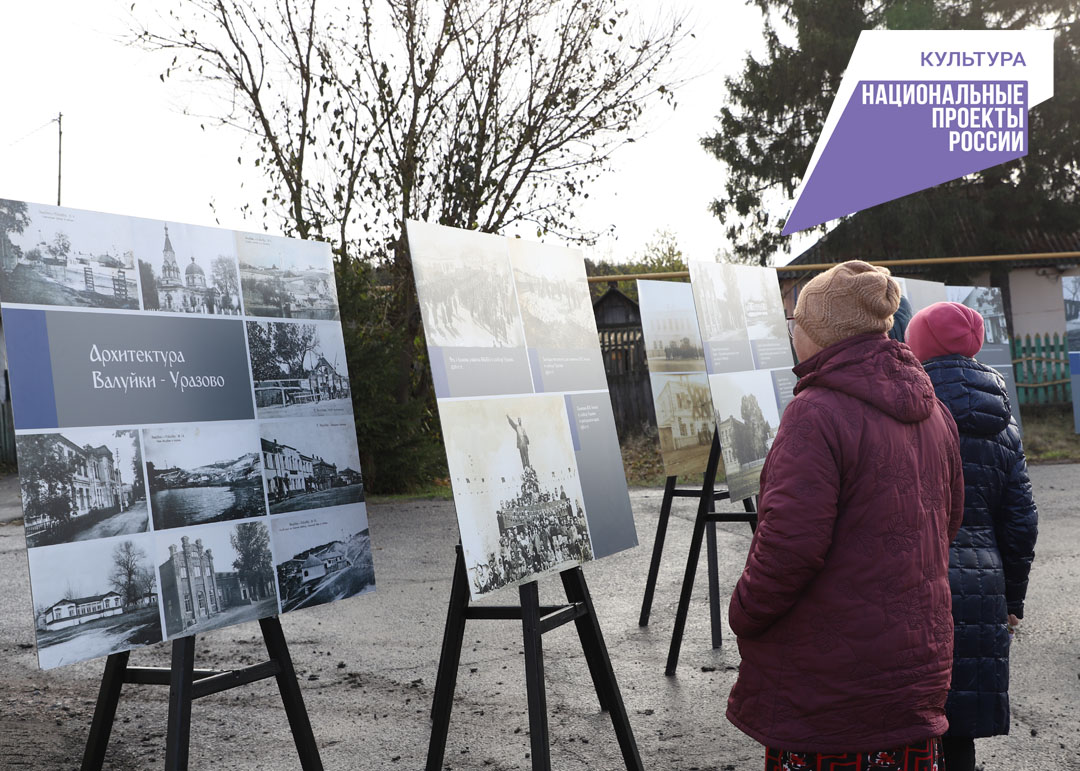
0, 465, 1077, 770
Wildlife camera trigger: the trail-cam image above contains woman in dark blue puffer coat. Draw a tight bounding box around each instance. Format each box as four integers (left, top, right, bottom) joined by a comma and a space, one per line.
907, 301, 1039, 771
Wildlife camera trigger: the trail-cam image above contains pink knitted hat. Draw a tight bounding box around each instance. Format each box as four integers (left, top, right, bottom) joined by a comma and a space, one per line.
906, 301, 985, 361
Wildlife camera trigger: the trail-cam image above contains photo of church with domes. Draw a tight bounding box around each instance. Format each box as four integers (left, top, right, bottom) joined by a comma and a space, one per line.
133, 219, 242, 315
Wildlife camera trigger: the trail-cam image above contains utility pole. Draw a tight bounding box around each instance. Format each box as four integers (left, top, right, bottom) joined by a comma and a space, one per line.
56, 112, 63, 206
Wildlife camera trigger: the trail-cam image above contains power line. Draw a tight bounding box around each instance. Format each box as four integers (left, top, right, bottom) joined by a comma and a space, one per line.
6, 116, 59, 148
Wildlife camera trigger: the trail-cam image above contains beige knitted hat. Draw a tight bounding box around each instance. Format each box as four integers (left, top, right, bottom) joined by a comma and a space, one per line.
793, 261, 901, 349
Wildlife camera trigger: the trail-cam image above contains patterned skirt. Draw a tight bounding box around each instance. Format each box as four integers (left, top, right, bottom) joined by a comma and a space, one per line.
765, 737, 943, 770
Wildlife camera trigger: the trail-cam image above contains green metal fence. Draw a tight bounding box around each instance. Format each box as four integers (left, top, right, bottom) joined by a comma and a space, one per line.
1012, 333, 1071, 406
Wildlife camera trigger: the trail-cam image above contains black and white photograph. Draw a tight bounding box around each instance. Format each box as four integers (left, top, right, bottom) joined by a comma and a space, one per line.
1062, 277, 1080, 352
271, 505, 375, 613
408, 221, 526, 350
261, 418, 364, 514
734, 265, 793, 370
902, 276, 947, 314
948, 285, 1010, 345
709, 369, 781, 502
509, 239, 598, 350
156, 520, 278, 638
144, 421, 266, 530
638, 280, 707, 373
438, 394, 594, 598
237, 231, 339, 320
0, 199, 139, 310
27, 534, 162, 670
134, 219, 242, 315
17, 428, 149, 549
247, 319, 352, 417
689, 261, 754, 373
651, 373, 714, 477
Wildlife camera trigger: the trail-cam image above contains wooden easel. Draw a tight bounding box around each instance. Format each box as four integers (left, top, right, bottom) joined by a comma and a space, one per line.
426, 546, 642, 771
81, 616, 321, 771
635, 430, 757, 675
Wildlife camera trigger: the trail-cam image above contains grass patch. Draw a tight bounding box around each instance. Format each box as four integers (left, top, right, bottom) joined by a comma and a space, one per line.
368, 478, 455, 503
619, 432, 726, 488
1019, 404, 1080, 464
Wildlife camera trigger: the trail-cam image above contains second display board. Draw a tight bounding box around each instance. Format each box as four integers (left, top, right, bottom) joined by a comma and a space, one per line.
407, 222, 636, 598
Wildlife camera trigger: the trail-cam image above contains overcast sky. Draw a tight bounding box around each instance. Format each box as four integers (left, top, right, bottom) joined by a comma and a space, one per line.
0, 1, 812, 267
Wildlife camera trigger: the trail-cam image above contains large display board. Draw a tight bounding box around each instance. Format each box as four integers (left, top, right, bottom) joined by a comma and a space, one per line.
688, 262, 795, 502
947, 285, 1023, 433
637, 280, 713, 477
895, 276, 947, 313
0, 199, 375, 669
1062, 275, 1080, 433
406, 221, 635, 598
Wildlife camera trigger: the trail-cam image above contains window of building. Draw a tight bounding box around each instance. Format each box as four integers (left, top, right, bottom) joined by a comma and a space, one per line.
184, 596, 192, 612
197, 591, 205, 610
180, 566, 188, 578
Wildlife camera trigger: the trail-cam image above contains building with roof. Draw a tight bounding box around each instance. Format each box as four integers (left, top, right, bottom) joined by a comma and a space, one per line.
42, 591, 124, 631
308, 356, 349, 400
22, 434, 124, 537
151, 224, 226, 314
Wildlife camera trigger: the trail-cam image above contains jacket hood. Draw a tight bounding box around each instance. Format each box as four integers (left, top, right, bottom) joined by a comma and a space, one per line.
920, 354, 1011, 436
793, 333, 937, 424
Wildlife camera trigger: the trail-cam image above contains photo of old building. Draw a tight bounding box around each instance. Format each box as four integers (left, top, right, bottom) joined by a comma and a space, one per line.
710, 369, 780, 502
237, 231, 339, 320
0, 200, 139, 310
135, 220, 242, 315
272, 505, 375, 613
28, 535, 163, 669
689, 261, 755, 373
260, 419, 364, 514
157, 522, 277, 638
17, 428, 149, 549
651, 373, 714, 477
639, 280, 707, 373
247, 320, 352, 417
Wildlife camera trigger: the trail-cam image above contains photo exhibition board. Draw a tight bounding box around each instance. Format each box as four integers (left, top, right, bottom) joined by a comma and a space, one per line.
0, 199, 375, 669
687, 261, 795, 502
406, 220, 636, 599
895, 276, 948, 314
1060, 274, 1080, 433
946, 285, 1023, 434
637, 280, 713, 478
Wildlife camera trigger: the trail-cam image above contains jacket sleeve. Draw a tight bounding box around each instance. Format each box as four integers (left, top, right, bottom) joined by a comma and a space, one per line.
728, 397, 840, 639
995, 426, 1038, 619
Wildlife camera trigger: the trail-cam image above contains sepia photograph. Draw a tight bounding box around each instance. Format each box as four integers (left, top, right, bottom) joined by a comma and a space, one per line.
509, 239, 598, 350
689, 261, 754, 373
157, 520, 278, 638
237, 231, 339, 320
261, 418, 364, 514
27, 534, 163, 670
133, 218, 242, 315
408, 221, 526, 350
710, 369, 781, 502
144, 421, 266, 530
18, 428, 149, 549
247, 319, 352, 417
438, 393, 594, 598
272, 505, 375, 613
650, 373, 714, 477
638, 280, 707, 373
0, 199, 139, 310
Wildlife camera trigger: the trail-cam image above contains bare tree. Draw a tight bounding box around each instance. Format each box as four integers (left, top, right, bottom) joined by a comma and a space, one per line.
109, 540, 148, 608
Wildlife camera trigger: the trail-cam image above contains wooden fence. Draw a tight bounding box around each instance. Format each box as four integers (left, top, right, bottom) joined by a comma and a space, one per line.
598, 328, 656, 437
1012, 333, 1071, 406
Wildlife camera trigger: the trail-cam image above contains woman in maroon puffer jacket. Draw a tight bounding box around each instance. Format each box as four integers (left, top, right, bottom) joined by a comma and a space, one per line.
727, 261, 965, 771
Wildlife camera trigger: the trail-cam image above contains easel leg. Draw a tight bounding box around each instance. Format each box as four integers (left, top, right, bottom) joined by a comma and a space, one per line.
665, 432, 721, 676
520, 581, 551, 771
80, 650, 130, 771
638, 475, 676, 627
261, 616, 324, 771
425, 546, 471, 771
562, 568, 644, 771
164, 635, 196, 771
706, 520, 723, 649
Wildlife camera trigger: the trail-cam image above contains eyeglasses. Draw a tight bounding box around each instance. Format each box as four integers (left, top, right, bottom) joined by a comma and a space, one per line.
786, 316, 796, 338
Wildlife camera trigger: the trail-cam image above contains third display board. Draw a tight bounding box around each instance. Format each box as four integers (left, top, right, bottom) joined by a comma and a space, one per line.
688, 262, 795, 502
406, 221, 636, 598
